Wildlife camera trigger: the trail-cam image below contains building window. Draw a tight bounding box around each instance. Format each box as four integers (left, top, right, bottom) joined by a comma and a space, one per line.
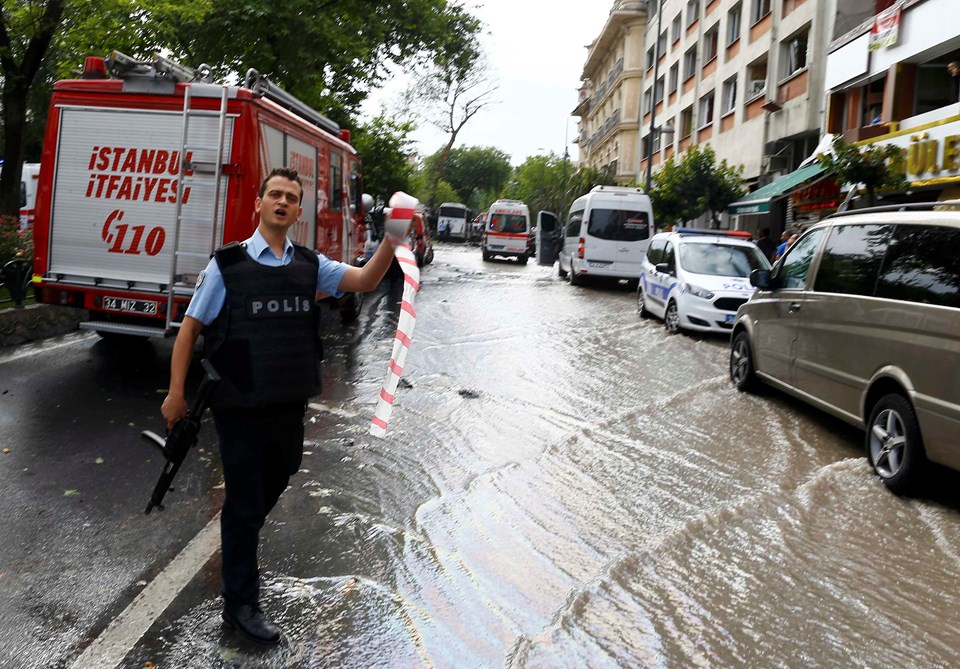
699, 91, 715, 126
669, 63, 679, 94
655, 76, 665, 104
680, 106, 694, 138
646, 46, 656, 70
658, 31, 668, 57
672, 13, 682, 42
687, 0, 700, 27
747, 58, 768, 100
704, 25, 719, 62
661, 117, 674, 150
722, 76, 738, 114
683, 47, 697, 80
782, 28, 809, 79
752, 0, 771, 24
727, 3, 742, 45
643, 89, 652, 115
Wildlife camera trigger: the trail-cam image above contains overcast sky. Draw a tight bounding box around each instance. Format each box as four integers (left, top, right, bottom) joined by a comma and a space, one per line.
362, 1, 613, 165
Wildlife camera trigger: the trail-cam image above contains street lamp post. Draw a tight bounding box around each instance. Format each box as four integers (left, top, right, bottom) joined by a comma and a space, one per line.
644, 0, 665, 193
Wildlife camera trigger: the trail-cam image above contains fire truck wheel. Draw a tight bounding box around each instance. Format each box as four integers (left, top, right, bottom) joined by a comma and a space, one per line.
340, 292, 364, 323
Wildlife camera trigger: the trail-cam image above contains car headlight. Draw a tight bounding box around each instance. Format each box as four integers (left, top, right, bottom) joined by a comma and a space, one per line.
685, 283, 714, 299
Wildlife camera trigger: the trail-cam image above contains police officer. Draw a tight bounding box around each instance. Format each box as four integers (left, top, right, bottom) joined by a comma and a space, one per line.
161, 167, 407, 645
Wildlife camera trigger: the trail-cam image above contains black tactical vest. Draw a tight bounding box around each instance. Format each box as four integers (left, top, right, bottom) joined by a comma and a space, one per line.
204, 241, 322, 408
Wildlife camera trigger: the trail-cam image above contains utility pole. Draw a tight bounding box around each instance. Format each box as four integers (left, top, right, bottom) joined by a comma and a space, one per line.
644, 0, 664, 194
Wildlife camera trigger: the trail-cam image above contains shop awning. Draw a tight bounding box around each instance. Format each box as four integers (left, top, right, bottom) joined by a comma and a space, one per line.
728, 163, 828, 215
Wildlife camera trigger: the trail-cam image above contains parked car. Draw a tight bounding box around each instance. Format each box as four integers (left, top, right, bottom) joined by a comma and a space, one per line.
729, 204, 960, 495
637, 228, 770, 334
410, 211, 433, 267
558, 185, 653, 286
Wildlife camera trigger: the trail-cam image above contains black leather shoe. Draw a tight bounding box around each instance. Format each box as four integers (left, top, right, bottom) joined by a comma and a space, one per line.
222, 604, 281, 646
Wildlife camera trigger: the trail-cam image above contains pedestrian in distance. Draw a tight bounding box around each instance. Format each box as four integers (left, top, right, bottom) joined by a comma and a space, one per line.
948, 60, 960, 102
754, 227, 777, 263
775, 228, 793, 261
161, 167, 413, 646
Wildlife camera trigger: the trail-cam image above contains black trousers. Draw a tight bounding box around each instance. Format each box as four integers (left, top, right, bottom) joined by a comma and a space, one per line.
212, 402, 306, 607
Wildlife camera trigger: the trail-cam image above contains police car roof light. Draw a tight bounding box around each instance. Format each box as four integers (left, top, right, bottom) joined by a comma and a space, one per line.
675, 227, 752, 239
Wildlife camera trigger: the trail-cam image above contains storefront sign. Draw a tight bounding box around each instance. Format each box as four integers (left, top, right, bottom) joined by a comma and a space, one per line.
792, 177, 841, 213
868, 1, 903, 52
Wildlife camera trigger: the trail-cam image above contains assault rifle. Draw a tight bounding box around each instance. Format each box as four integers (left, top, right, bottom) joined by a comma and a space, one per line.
142, 358, 220, 514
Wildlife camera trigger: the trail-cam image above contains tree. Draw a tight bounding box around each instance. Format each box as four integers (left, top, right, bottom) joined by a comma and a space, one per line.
0, 0, 66, 215
184, 0, 478, 123
404, 5, 493, 207
352, 114, 417, 202
649, 145, 744, 228
818, 135, 906, 207
504, 154, 613, 218
425, 145, 511, 207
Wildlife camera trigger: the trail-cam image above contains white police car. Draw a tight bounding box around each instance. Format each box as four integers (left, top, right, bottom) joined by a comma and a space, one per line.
637, 228, 771, 334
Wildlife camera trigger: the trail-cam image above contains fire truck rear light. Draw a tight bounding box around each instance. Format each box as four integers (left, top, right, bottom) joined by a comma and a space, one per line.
339, 129, 351, 143
82, 57, 108, 80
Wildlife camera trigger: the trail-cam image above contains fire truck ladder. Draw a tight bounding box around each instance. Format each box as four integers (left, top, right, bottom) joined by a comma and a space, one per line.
165, 83, 230, 332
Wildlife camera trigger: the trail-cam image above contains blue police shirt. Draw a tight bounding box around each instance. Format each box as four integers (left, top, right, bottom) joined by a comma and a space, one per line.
186, 229, 349, 325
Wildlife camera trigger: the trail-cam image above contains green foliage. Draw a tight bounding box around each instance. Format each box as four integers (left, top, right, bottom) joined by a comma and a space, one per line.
0, 216, 34, 266
422, 146, 512, 208
817, 135, 906, 205
352, 114, 417, 201
650, 145, 745, 228
495, 155, 614, 218
408, 170, 458, 206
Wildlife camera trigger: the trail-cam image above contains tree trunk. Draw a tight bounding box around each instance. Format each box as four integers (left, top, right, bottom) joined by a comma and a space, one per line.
429, 132, 458, 208
1, 82, 29, 216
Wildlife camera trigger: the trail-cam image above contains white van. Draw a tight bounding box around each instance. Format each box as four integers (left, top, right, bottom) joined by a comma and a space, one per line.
0, 161, 40, 229
558, 185, 653, 285
482, 199, 531, 264
19, 163, 40, 229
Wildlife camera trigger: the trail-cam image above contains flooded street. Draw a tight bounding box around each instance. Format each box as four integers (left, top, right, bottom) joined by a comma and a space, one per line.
5, 244, 960, 668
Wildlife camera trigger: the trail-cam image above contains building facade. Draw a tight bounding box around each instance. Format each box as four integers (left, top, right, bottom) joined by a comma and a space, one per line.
575, 0, 838, 232
572, 1, 649, 184
823, 0, 960, 203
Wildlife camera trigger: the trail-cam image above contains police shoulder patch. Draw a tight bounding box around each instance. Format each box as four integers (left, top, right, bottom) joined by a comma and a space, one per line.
195, 271, 205, 289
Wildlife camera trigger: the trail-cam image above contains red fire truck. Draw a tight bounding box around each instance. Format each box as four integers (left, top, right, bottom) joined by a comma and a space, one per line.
31, 52, 368, 338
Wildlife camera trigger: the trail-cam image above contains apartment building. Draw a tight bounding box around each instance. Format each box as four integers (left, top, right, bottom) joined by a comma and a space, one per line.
572, 1, 649, 184
575, 0, 841, 232
821, 0, 960, 204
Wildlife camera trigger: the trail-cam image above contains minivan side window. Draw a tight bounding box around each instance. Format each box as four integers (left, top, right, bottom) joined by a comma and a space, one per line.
875, 225, 960, 308
647, 238, 665, 264
778, 228, 824, 289
566, 209, 584, 238
813, 224, 892, 296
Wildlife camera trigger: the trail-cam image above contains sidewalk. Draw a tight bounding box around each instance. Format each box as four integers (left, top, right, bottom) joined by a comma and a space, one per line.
0, 303, 86, 348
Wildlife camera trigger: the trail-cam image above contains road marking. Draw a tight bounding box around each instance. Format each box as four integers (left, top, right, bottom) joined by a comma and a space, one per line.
0, 332, 95, 364
70, 513, 221, 669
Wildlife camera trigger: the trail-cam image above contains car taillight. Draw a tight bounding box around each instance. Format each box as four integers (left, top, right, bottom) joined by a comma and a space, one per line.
578, 237, 585, 259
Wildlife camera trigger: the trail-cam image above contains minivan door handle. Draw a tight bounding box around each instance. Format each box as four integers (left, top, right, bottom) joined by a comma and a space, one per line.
789, 302, 801, 313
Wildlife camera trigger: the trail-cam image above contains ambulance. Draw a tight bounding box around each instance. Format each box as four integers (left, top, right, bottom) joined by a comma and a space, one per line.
481, 199, 530, 264
31, 52, 368, 338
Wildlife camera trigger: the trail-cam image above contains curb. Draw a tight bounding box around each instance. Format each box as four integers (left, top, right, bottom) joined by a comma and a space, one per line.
0, 303, 87, 348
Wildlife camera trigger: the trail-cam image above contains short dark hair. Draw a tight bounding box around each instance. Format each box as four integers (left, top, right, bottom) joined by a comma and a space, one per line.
259, 167, 303, 200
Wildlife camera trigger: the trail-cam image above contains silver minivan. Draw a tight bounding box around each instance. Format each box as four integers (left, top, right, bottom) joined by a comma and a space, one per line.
729, 204, 960, 494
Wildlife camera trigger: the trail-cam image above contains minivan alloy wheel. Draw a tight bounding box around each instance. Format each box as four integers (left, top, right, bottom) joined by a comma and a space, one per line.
730, 331, 757, 392
867, 393, 924, 495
